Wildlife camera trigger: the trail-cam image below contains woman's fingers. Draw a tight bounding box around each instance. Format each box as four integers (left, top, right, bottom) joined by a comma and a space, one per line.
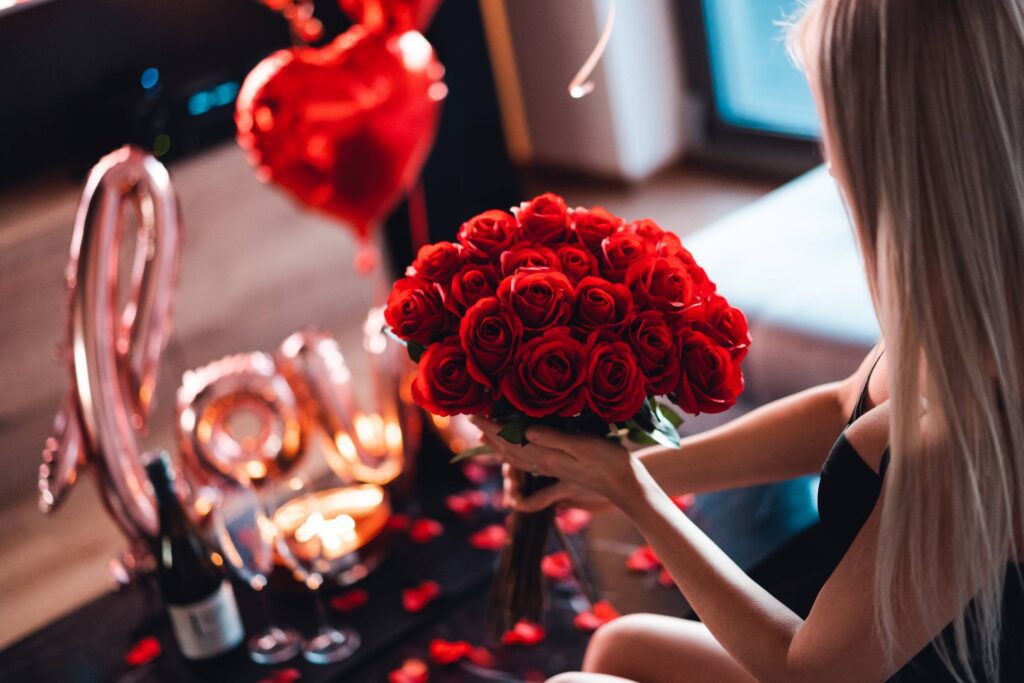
525, 425, 594, 456
515, 481, 569, 512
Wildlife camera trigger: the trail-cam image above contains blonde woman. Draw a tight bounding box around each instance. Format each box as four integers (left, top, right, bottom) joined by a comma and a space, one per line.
472, 0, 1024, 680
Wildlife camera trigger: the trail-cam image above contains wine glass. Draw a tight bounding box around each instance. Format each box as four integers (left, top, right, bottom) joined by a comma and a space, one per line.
204, 482, 304, 664
264, 468, 391, 664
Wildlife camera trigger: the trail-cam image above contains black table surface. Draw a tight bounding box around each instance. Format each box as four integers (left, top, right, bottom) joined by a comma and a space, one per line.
1, 439, 826, 683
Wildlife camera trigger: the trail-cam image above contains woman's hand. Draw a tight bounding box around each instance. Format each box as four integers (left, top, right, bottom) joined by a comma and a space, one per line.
502, 463, 612, 512
471, 416, 644, 507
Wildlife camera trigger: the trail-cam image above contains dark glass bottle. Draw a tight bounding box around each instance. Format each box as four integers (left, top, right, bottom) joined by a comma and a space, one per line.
145, 452, 244, 661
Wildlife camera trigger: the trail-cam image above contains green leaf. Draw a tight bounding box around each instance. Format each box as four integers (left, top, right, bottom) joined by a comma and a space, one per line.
626, 428, 659, 446
656, 401, 684, 429
630, 400, 658, 433
626, 406, 682, 449
450, 445, 493, 464
384, 327, 408, 347
407, 341, 427, 363
497, 418, 529, 445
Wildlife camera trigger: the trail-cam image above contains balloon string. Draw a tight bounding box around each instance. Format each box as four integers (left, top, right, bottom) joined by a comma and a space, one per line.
407, 181, 430, 253
568, 1, 616, 99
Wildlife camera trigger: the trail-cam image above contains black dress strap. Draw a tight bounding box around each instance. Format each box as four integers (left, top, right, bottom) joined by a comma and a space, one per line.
849, 346, 886, 424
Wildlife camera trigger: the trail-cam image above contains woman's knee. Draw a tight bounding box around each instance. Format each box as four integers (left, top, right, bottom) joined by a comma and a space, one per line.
584, 613, 658, 674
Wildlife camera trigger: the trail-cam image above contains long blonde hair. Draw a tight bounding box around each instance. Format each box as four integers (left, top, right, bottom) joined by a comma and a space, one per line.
791, 0, 1024, 679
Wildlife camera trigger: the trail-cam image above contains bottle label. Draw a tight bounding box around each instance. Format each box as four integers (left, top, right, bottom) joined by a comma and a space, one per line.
167, 581, 244, 660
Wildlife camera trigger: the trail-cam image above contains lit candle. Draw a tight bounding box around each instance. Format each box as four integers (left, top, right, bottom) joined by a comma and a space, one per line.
272, 484, 390, 564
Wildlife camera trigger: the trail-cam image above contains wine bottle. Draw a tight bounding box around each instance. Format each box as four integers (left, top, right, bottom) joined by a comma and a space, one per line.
145, 452, 245, 661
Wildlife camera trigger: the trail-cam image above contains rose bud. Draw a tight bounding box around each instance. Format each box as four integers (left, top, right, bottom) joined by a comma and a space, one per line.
446, 262, 500, 315
574, 276, 633, 333
584, 335, 647, 423
385, 277, 451, 345
624, 218, 667, 245
411, 338, 491, 416
406, 241, 463, 283
516, 192, 572, 245
496, 268, 574, 331
571, 206, 624, 254
599, 231, 655, 282
694, 294, 751, 362
627, 311, 682, 395
460, 297, 523, 389
499, 241, 561, 277
457, 209, 518, 259
625, 256, 696, 327
555, 244, 599, 285
674, 328, 744, 414
500, 327, 588, 418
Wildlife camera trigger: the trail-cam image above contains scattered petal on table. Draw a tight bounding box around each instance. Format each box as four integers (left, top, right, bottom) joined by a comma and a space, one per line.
389, 658, 429, 683
386, 514, 411, 532
408, 518, 445, 543
467, 646, 495, 668
402, 580, 441, 613
573, 600, 621, 632
541, 551, 573, 581
124, 636, 162, 667
257, 668, 302, 683
658, 568, 674, 587
428, 639, 473, 665
555, 508, 592, 534
625, 545, 661, 573
445, 490, 489, 518
461, 460, 490, 485
672, 494, 696, 511
469, 524, 507, 551
330, 588, 369, 612
501, 620, 546, 646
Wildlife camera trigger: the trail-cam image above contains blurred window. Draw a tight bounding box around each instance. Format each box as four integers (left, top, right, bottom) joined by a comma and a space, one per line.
701, 0, 820, 139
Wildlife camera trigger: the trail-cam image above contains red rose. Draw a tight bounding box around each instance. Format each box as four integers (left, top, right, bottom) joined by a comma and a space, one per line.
584, 335, 647, 423
625, 257, 696, 326
599, 231, 654, 282
460, 298, 522, 389
674, 328, 743, 414
695, 295, 751, 361
457, 210, 518, 259
412, 338, 491, 416
446, 263, 499, 314
385, 277, 451, 345
500, 327, 588, 418
626, 311, 681, 395
496, 268, 574, 331
574, 276, 633, 333
406, 241, 463, 283
624, 218, 666, 245
516, 193, 572, 244
571, 207, 623, 253
555, 245, 599, 285
656, 231, 683, 252
499, 241, 560, 277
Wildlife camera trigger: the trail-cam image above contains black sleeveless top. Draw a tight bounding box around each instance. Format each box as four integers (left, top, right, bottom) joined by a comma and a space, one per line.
817, 350, 1024, 681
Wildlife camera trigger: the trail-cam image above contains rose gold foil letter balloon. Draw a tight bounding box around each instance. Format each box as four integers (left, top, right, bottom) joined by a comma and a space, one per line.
41, 146, 182, 540
176, 352, 303, 485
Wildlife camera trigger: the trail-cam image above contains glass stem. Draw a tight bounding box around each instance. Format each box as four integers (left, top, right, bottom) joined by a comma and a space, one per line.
312, 586, 332, 632
257, 585, 275, 631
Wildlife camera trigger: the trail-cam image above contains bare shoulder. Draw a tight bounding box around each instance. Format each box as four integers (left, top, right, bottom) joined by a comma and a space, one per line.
836, 342, 890, 419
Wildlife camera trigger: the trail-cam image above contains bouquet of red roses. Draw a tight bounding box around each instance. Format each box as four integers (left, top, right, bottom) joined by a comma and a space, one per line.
385, 193, 749, 632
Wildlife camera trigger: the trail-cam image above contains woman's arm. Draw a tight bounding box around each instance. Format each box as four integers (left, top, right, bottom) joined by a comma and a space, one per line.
510, 343, 885, 512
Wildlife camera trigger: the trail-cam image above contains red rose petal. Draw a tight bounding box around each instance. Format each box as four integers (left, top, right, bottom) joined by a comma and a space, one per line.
469, 524, 507, 551
402, 580, 441, 613
658, 568, 674, 587
257, 668, 302, 683
461, 460, 490, 485
573, 600, 621, 632
625, 545, 661, 573
672, 494, 696, 511
409, 518, 444, 543
541, 551, 573, 581
330, 588, 369, 612
386, 514, 411, 532
428, 639, 473, 665
524, 671, 547, 683
124, 635, 161, 667
445, 490, 489, 518
556, 508, 591, 534
467, 646, 495, 668
389, 658, 429, 683
501, 620, 546, 646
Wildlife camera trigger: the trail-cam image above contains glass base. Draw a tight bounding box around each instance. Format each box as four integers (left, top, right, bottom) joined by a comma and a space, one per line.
302, 625, 360, 665
248, 626, 303, 665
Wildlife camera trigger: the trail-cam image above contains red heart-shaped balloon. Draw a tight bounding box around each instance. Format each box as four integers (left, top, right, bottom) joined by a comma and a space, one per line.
236, 26, 445, 238
339, 0, 443, 33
